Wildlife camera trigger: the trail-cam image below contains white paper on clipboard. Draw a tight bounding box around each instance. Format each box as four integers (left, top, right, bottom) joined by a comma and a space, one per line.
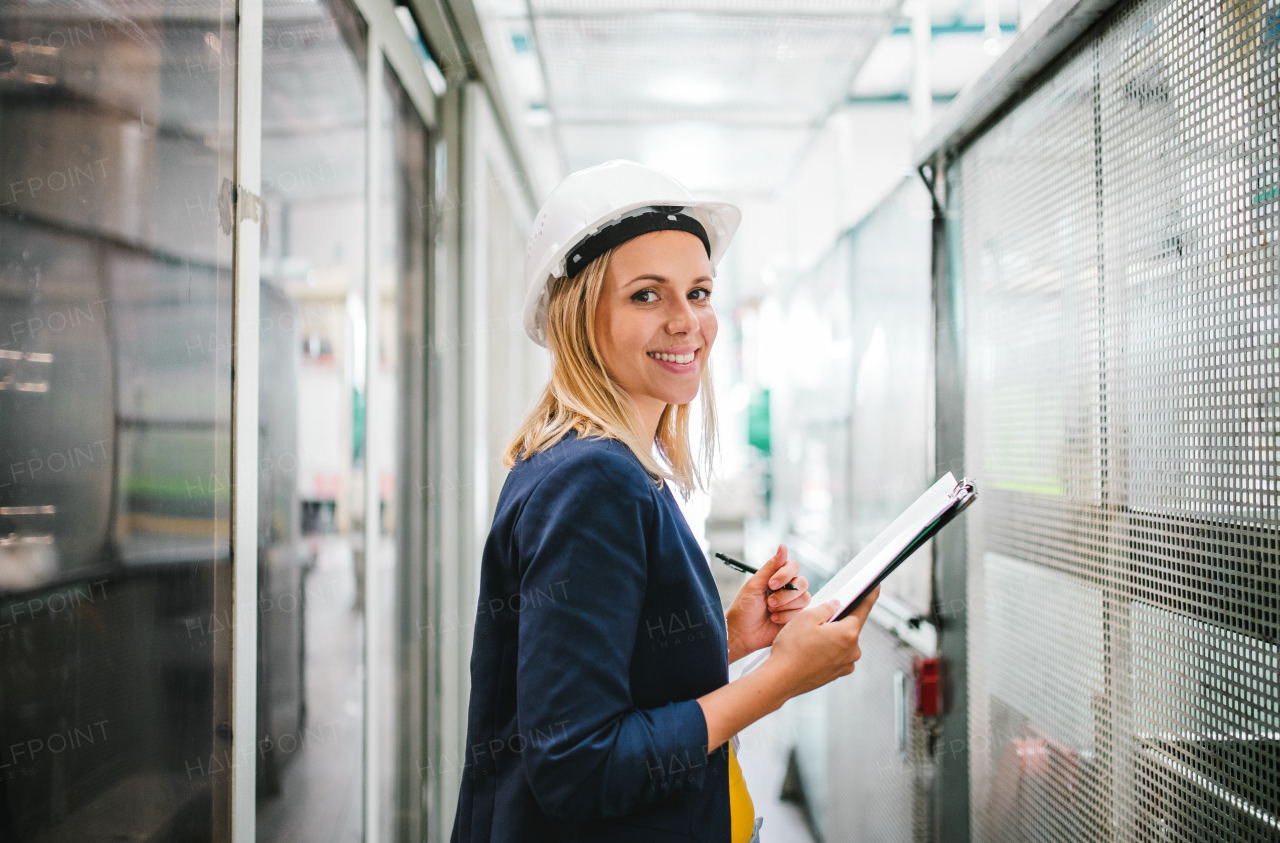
732, 472, 974, 679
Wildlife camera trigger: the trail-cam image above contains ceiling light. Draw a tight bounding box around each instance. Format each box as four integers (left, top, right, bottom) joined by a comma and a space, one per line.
647, 76, 726, 107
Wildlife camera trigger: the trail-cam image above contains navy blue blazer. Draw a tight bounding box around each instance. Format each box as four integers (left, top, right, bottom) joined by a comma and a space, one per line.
450, 431, 732, 843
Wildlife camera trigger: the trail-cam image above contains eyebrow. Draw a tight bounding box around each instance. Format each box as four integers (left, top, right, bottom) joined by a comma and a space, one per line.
622, 273, 714, 288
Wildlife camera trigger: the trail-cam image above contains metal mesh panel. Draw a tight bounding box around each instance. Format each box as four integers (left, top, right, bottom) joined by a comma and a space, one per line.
953, 0, 1280, 840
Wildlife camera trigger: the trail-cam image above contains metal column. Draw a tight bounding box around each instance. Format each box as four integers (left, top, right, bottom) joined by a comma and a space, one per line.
230, 0, 263, 839
364, 35, 386, 843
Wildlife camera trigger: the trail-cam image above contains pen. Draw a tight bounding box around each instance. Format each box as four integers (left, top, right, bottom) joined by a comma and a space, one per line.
714, 552, 799, 592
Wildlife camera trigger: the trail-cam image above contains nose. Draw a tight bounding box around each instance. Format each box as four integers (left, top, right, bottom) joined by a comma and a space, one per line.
665, 294, 699, 336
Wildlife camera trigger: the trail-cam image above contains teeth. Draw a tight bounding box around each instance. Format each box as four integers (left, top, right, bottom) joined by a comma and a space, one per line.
648, 351, 695, 364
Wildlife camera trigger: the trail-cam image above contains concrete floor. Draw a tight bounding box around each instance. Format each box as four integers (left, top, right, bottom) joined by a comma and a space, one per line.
736, 707, 819, 843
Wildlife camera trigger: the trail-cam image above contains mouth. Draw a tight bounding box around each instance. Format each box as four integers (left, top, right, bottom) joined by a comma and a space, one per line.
646, 347, 699, 372
646, 350, 696, 365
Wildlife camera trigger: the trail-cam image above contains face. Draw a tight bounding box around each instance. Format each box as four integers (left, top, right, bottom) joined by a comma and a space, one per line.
594, 229, 717, 414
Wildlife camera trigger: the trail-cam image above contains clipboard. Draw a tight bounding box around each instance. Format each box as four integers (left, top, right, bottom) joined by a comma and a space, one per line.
830, 473, 977, 621
734, 472, 977, 676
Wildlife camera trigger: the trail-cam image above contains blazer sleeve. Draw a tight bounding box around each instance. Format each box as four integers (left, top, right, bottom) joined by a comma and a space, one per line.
512, 445, 710, 822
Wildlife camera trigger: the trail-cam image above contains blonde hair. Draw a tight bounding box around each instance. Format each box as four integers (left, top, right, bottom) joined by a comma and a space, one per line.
503, 249, 717, 498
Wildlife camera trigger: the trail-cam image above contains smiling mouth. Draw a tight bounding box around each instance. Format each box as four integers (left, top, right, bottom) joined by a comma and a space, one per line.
647, 350, 696, 365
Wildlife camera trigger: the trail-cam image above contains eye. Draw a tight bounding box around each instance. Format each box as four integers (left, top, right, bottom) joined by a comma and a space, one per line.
689, 287, 711, 301
632, 289, 658, 303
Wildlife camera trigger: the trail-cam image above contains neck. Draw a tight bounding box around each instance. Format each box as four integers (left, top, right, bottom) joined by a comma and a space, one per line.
633, 395, 667, 446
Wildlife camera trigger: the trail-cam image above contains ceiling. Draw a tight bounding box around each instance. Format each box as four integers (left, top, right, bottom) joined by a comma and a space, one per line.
486, 0, 906, 195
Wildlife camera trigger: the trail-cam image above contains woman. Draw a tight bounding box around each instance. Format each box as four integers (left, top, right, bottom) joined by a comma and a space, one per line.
451, 160, 878, 843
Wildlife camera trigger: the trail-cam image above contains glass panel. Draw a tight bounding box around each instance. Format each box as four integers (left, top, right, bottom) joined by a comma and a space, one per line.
253, 1, 366, 839
483, 163, 542, 518
381, 65, 428, 843
0, 1, 237, 839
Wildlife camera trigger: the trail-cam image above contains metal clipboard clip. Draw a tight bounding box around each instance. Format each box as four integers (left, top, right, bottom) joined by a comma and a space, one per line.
950, 477, 978, 514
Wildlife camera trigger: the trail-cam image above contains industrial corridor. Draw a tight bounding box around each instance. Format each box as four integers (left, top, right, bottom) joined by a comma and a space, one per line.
0, 0, 1276, 841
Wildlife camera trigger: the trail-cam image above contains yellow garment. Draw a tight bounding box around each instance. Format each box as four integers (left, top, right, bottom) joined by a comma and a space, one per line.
727, 740, 756, 843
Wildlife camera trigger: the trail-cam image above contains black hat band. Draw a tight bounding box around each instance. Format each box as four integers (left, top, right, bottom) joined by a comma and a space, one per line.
566, 206, 710, 278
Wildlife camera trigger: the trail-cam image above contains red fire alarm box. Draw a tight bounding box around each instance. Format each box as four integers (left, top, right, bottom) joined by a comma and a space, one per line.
913, 657, 941, 717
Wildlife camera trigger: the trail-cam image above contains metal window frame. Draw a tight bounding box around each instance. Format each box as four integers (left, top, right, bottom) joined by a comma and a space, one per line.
230, 2, 263, 841
462, 77, 537, 600
421, 74, 541, 843
928, 160, 969, 843
228, 1, 440, 841
364, 36, 386, 843
352, 0, 438, 128
405, 0, 545, 205
427, 78, 466, 843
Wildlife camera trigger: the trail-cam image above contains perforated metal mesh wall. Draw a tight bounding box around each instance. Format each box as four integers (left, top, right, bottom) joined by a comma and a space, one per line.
951, 0, 1280, 840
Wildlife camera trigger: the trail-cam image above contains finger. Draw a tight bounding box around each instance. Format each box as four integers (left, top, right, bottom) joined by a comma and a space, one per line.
805, 598, 840, 625
767, 592, 803, 612
788, 576, 809, 594
838, 586, 880, 629
768, 547, 798, 593
767, 585, 808, 611
756, 543, 786, 585
768, 557, 801, 591
769, 594, 812, 623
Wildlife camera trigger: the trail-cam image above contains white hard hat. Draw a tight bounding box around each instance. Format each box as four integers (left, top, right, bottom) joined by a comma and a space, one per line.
522, 159, 741, 347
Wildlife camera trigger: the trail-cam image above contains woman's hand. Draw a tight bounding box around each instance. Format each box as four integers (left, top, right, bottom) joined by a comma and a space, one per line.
763, 586, 880, 698
697, 587, 879, 750
725, 544, 811, 663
